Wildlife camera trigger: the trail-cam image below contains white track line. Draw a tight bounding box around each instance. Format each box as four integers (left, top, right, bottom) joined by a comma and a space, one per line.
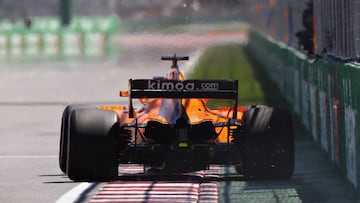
56, 182, 95, 203
0, 155, 57, 159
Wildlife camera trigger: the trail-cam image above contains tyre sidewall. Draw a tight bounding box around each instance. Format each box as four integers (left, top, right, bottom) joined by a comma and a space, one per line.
66, 108, 119, 181
59, 104, 96, 173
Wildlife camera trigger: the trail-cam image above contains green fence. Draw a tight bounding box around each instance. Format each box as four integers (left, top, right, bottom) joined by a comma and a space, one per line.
248, 30, 360, 192
0, 17, 120, 62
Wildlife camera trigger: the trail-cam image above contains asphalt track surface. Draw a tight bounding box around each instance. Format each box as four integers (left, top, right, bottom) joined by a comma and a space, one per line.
0, 27, 358, 202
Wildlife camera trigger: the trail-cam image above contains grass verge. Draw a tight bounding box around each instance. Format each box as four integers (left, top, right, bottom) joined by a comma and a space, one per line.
187, 44, 310, 139
187, 44, 265, 107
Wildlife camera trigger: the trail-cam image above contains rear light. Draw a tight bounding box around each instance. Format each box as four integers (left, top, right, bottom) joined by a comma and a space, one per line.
177, 128, 189, 148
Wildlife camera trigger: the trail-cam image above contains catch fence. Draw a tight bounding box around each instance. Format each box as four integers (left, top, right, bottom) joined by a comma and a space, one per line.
243, 0, 360, 61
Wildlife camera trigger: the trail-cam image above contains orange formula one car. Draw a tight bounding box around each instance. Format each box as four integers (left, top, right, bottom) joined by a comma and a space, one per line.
59, 55, 294, 181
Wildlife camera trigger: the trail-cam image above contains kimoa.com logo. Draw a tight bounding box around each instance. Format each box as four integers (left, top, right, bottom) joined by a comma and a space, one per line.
147, 80, 219, 91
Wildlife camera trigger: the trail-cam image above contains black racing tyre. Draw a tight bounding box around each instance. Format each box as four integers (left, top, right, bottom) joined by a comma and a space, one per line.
59, 104, 96, 173
66, 109, 120, 181
241, 106, 294, 180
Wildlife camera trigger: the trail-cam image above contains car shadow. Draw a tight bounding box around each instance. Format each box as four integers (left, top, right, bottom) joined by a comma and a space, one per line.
115, 172, 246, 182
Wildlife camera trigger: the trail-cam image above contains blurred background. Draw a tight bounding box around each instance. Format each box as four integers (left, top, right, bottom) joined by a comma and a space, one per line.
0, 0, 245, 62
0, 0, 358, 62
2, 1, 360, 202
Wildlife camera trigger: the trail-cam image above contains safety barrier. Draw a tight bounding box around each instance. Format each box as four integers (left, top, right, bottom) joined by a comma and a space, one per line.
0, 17, 120, 62
247, 30, 360, 192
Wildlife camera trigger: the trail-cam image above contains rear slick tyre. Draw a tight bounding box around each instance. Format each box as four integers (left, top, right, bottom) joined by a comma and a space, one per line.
241, 107, 294, 180
66, 109, 119, 181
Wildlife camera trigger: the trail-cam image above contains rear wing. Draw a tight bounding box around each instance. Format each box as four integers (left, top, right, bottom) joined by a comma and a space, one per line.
123, 79, 238, 119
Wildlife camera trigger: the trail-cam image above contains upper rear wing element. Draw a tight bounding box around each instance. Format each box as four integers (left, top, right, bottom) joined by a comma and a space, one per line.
122, 79, 238, 119
131, 79, 237, 100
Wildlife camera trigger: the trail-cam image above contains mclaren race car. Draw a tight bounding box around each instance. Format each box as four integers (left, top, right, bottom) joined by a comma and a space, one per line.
59, 55, 294, 181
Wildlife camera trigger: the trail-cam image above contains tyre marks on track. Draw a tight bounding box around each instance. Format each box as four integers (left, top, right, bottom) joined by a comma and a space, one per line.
89, 165, 221, 203
114, 32, 248, 49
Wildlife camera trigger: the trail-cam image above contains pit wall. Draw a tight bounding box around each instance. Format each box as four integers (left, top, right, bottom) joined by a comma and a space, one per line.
248, 30, 360, 191
0, 17, 120, 62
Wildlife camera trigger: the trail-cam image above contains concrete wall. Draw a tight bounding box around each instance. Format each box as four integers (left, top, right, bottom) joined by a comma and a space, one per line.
247, 30, 360, 191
